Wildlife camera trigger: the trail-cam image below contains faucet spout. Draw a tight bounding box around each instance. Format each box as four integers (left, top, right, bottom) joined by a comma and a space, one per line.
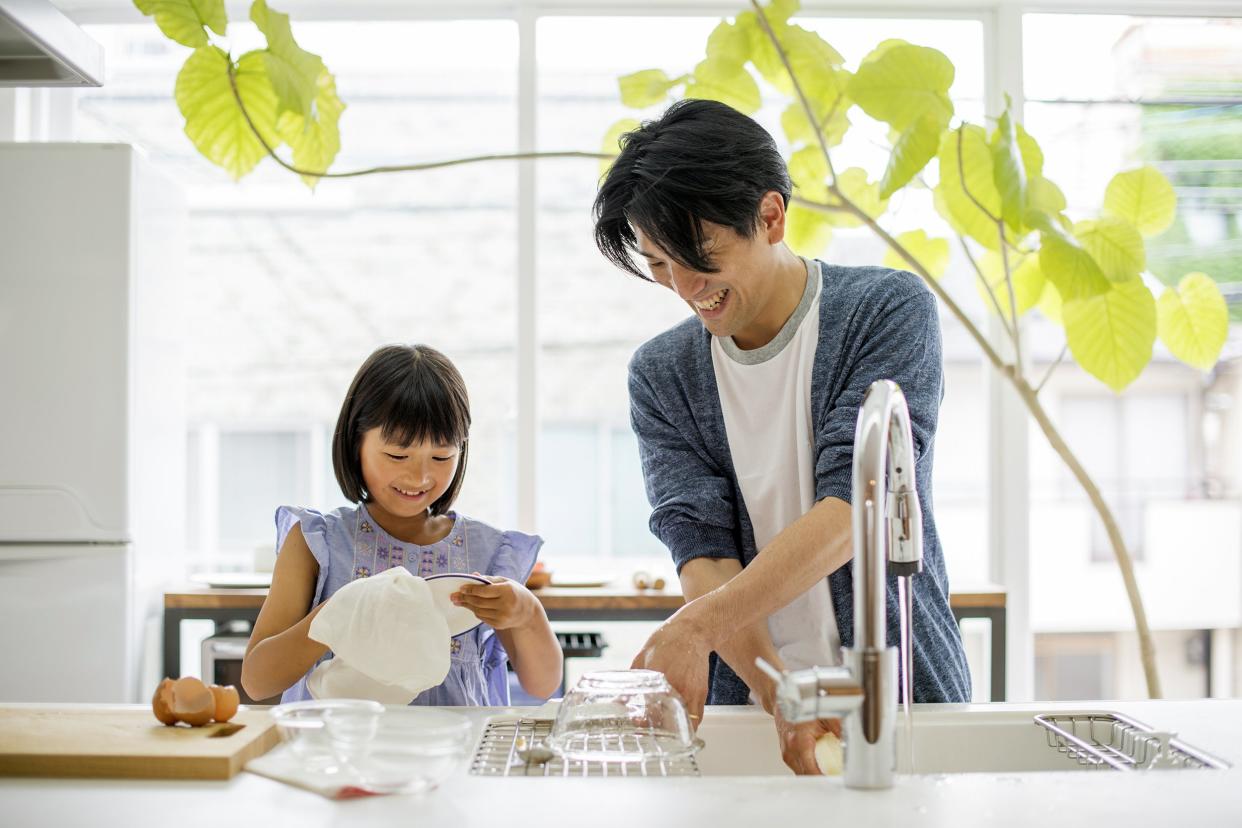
757, 379, 924, 789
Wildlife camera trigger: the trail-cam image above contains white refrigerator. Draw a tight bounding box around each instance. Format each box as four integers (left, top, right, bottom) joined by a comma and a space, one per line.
0, 143, 186, 703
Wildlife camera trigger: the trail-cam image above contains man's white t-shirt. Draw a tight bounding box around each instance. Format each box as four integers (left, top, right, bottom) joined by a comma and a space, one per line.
710, 258, 842, 670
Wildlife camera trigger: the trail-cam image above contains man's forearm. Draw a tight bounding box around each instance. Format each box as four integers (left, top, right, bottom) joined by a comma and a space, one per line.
681, 496, 853, 653
679, 557, 783, 712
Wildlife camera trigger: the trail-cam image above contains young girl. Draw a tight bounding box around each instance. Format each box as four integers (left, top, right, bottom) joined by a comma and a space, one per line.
241, 344, 562, 705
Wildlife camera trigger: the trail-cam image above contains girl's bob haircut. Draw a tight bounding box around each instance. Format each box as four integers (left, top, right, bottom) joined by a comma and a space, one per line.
332, 344, 471, 516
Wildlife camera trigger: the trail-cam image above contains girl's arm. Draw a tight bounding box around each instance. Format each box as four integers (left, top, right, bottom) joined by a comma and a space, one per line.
241, 524, 330, 701
453, 579, 562, 699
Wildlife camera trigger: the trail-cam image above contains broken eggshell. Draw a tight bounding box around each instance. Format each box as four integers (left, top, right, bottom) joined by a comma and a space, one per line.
150, 677, 241, 726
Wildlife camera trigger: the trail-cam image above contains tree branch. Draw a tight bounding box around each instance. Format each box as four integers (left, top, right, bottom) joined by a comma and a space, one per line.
958, 233, 1016, 344
1036, 343, 1069, 395
226, 63, 613, 179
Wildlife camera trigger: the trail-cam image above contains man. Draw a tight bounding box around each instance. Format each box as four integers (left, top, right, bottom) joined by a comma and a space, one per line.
592, 99, 971, 775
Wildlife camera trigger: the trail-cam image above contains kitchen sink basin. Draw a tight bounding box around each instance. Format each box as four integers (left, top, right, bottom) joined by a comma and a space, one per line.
693, 707, 1229, 777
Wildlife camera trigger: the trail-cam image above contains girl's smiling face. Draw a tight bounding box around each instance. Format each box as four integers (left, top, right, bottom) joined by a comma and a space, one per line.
359, 428, 461, 519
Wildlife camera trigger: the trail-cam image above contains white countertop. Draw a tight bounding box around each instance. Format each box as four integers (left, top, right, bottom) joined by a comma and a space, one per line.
4, 699, 1242, 828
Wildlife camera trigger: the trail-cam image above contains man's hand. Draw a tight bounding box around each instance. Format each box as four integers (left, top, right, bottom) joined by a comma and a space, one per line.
630, 605, 713, 726
775, 709, 842, 775
451, 575, 540, 631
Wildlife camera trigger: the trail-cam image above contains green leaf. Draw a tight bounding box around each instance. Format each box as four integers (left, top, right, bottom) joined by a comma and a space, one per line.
1156, 272, 1228, 370
276, 66, 344, 188
1027, 175, 1066, 215
250, 0, 323, 120
599, 117, 639, 178
1074, 216, 1145, 283
1037, 280, 1064, 326
990, 103, 1027, 234
824, 167, 887, 228
1104, 165, 1177, 238
1063, 278, 1157, 392
618, 69, 680, 109
788, 145, 829, 200
780, 96, 850, 150
741, 6, 835, 98
134, 0, 227, 48
1015, 124, 1044, 179
706, 19, 751, 65
846, 43, 954, 132
175, 46, 281, 180
934, 125, 1003, 250
1037, 218, 1111, 302
785, 202, 833, 258
974, 250, 1045, 320
880, 111, 943, 198
883, 229, 950, 279
684, 56, 761, 114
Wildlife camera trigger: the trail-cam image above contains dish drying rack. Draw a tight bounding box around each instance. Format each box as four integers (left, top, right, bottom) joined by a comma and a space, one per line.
470, 718, 700, 778
1034, 712, 1228, 771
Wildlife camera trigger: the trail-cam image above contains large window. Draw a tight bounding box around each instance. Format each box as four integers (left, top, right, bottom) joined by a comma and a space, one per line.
535, 14, 991, 582
75, 20, 519, 567
21, 3, 1235, 702
1023, 12, 1242, 700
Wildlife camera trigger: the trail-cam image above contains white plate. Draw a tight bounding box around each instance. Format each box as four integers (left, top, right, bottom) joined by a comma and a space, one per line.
425, 573, 489, 637
191, 571, 272, 589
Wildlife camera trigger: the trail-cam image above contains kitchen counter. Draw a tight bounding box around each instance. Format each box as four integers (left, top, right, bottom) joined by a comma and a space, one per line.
3, 698, 1239, 827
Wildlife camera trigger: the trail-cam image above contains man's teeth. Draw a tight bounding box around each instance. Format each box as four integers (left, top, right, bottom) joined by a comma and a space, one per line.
695, 289, 728, 311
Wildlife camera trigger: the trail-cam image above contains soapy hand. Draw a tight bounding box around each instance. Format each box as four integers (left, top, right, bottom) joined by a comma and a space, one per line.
451, 574, 541, 631
775, 709, 842, 775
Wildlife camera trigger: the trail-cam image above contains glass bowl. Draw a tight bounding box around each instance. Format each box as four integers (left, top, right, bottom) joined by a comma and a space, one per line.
269, 699, 385, 769
324, 706, 474, 794
546, 669, 703, 763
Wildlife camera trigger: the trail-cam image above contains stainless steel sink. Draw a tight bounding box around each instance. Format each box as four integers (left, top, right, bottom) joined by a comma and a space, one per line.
692, 708, 1229, 776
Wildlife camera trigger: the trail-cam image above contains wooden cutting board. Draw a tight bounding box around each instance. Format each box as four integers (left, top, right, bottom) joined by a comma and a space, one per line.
0, 705, 281, 780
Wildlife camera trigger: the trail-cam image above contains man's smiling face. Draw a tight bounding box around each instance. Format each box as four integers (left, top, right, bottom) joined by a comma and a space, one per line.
633, 191, 791, 349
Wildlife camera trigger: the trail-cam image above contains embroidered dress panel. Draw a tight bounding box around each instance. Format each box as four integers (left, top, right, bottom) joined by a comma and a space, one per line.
272, 503, 541, 706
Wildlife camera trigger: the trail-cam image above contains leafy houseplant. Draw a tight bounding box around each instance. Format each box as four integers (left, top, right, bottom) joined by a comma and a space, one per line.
137, 0, 1232, 697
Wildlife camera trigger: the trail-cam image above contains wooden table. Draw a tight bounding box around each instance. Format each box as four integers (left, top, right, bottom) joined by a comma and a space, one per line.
165, 582, 1007, 700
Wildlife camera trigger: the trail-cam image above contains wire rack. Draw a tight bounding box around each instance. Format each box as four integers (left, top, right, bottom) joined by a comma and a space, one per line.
1034, 712, 1229, 771
469, 718, 701, 778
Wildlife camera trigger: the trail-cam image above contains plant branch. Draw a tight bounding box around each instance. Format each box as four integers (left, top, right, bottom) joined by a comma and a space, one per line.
752, 0, 1160, 697
1036, 343, 1069, 395
226, 64, 612, 178
749, 0, 1007, 375
1011, 378, 1162, 698
997, 220, 1024, 378
958, 234, 1016, 343
750, 1, 837, 182
791, 194, 854, 215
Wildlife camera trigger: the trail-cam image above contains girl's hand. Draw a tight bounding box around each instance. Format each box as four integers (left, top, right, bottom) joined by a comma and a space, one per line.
450, 574, 541, 631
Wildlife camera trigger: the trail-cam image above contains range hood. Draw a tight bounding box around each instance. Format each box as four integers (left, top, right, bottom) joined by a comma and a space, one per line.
0, 0, 102, 86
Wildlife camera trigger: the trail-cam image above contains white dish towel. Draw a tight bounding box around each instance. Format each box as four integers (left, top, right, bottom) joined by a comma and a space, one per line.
306, 566, 451, 704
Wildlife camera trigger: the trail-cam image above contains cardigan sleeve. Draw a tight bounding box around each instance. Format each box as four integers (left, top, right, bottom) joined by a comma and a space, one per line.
628, 350, 741, 573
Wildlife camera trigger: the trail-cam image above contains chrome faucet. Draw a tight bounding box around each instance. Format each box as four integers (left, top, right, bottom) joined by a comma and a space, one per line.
757, 379, 924, 789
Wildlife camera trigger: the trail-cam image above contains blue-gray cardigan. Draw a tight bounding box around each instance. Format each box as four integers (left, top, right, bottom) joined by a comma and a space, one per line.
628, 261, 972, 704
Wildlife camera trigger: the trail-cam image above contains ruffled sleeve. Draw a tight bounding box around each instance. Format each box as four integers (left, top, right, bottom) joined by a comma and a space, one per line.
486, 529, 543, 584
274, 505, 332, 604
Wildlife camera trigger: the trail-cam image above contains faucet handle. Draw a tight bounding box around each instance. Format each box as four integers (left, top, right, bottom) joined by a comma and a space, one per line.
755, 657, 864, 723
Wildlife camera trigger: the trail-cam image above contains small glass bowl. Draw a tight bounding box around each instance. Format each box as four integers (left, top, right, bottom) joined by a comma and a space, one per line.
324, 706, 474, 794
269, 699, 385, 769
546, 669, 703, 763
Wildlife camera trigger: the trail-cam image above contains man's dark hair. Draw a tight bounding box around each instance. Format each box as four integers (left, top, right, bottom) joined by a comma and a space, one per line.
332, 344, 471, 515
593, 99, 792, 280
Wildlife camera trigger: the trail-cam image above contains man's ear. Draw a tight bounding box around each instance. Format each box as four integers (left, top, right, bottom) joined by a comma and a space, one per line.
759, 190, 788, 245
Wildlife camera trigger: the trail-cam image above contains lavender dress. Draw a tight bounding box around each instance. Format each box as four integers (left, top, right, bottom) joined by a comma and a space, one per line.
273, 503, 543, 706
